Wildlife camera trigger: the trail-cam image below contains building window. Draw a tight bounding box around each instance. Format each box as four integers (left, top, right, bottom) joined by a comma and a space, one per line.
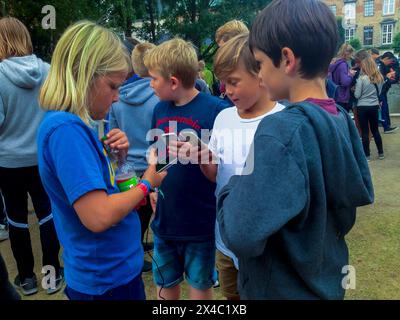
345, 27, 356, 42
383, 0, 395, 15
382, 23, 394, 44
329, 5, 337, 16
364, 26, 374, 45
344, 2, 356, 20
364, 0, 374, 16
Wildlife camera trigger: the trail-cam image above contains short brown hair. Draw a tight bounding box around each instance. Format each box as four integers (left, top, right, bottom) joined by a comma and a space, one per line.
214, 33, 258, 81
143, 38, 198, 89
0, 17, 33, 60
249, 0, 338, 79
132, 42, 155, 77
215, 20, 249, 45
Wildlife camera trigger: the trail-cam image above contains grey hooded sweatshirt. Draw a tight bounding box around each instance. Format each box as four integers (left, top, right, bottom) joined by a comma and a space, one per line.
0, 55, 50, 168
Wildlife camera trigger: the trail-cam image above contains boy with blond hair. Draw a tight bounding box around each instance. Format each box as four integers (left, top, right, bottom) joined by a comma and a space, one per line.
214, 20, 249, 104
198, 33, 284, 300
144, 38, 229, 300
217, 0, 374, 299
215, 20, 249, 47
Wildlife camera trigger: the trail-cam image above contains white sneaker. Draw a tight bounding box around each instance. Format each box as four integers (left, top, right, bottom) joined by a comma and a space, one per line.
0, 224, 9, 242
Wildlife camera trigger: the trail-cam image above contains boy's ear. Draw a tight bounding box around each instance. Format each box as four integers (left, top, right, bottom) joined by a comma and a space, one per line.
170, 76, 180, 90
281, 47, 297, 75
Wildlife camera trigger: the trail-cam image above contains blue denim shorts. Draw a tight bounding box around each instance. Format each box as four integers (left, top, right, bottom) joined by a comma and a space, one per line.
152, 235, 217, 290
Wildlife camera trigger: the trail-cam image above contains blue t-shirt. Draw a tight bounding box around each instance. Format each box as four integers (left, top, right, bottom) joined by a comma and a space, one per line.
151, 92, 229, 241
37, 111, 143, 295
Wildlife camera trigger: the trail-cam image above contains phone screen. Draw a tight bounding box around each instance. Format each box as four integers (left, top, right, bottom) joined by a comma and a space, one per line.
156, 133, 178, 172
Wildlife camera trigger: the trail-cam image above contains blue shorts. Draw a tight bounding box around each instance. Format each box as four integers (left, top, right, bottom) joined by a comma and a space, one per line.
152, 235, 217, 290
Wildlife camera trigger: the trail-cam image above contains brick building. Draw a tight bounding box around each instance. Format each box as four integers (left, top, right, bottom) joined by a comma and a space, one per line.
322, 0, 400, 49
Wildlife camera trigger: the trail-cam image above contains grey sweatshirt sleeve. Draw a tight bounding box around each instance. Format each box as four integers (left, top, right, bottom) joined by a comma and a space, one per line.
354, 76, 363, 100
217, 134, 307, 259
108, 105, 119, 130
0, 95, 4, 127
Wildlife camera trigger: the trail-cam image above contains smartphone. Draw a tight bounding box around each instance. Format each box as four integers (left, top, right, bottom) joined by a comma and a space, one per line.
156, 157, 178, 173
156, 132, 178, 173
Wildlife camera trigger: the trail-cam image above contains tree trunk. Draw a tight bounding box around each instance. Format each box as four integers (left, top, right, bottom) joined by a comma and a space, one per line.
147, 0, 156, 42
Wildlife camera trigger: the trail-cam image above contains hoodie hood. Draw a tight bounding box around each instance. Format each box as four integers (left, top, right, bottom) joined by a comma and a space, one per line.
0, 55, 48, 89
328, 58, 346, 72
119, 77, 156, 106
288, 102, 374, 212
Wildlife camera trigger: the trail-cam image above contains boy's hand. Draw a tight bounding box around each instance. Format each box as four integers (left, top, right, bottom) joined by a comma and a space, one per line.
169, 140, 216, 165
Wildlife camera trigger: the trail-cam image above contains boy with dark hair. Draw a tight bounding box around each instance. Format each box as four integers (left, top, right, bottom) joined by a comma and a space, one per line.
217, 0, 374, 300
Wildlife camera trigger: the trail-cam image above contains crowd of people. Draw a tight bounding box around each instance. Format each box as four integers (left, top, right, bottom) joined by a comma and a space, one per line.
1, 0, 381, 300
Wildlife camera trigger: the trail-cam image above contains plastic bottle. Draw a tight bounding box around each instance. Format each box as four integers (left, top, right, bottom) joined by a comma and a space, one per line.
115, 159, 139, 192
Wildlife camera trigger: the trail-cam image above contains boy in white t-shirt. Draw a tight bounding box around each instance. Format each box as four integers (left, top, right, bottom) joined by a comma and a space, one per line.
201, 33, 284, 299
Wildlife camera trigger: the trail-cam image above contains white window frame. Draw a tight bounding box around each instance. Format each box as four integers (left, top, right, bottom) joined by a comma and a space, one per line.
364, 0, 374, 17
344, 3, 356, 20
345, 27, 356, 42
383, 0, 395, 15
382, 23, 394, 44
330, 5, 337, 16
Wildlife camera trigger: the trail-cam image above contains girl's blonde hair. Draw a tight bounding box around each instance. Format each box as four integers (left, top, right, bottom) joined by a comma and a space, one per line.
0, 17, 33, 60
360, 56, 384, 84
336, 43, 354, 60
39, 20, 131, 125
131, 42, 155, 77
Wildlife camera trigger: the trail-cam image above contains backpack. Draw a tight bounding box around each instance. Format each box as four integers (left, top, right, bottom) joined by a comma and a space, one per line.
326, 61, 345, 100
326, 78, 339, 100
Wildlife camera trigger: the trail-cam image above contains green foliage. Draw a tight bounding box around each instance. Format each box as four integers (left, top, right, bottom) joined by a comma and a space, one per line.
336, 17, 345, 48
349, 38, 361, 50
392, 33, 400, 53
1, 0, 272, 62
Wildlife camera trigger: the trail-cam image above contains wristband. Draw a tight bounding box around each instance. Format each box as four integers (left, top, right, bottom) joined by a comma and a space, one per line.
140, 179, 153, 192
137, 183, 150, 197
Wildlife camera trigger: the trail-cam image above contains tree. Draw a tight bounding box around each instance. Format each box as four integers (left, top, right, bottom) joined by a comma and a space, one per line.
2, 0, 114, 61
393, 33, 400, 54
336, 17, 345, 48
159, 0, 270, 61
349, 38, 361, 50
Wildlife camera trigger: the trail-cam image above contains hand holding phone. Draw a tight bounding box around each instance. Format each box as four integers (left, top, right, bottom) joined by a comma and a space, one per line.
143, 149, 168, 186
178, 131, 216, 164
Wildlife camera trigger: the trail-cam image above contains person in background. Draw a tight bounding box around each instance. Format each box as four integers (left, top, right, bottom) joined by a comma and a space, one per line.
375, 51, 399, 134
354, 56, 385, 161
0, 17, 62, 296
328, 43, 356, 112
